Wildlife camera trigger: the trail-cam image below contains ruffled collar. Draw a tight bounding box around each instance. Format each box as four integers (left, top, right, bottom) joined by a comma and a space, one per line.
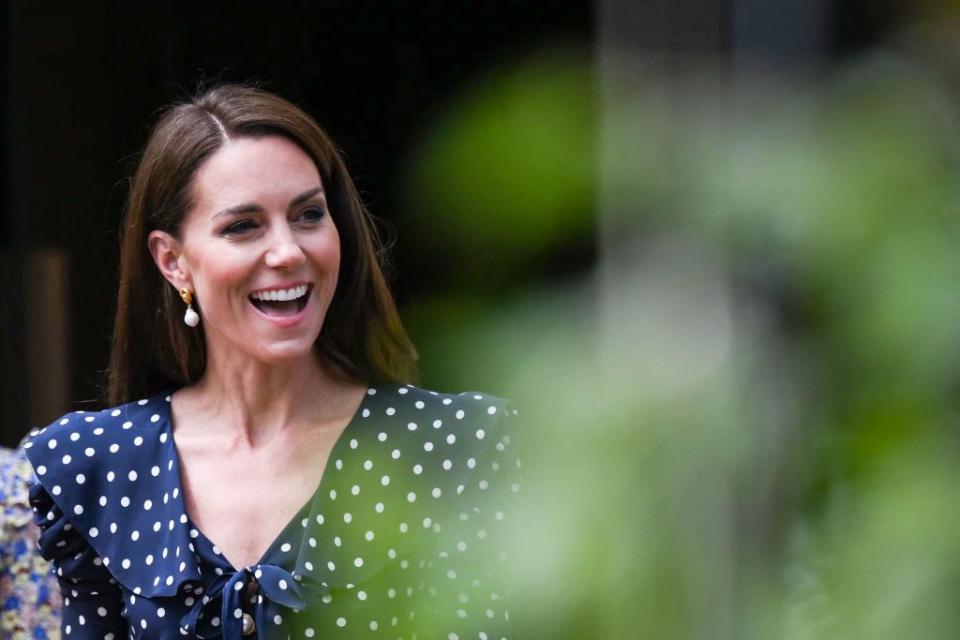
25, 384, 507, 606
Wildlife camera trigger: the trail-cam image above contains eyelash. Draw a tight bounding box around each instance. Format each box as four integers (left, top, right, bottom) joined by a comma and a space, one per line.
220, 207, 327, 236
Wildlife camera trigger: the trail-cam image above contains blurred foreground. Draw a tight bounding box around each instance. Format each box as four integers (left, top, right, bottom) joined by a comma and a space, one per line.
395, 25, 960, 640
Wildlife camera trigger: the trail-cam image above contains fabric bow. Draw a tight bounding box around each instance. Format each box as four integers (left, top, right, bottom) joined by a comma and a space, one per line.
180, 564, 306, 639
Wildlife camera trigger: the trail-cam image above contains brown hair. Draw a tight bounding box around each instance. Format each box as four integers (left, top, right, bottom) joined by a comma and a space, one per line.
108, 84, 417, 405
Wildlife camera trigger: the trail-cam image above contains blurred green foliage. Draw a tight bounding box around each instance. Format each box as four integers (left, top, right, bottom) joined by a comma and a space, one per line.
400, 41, 960, 639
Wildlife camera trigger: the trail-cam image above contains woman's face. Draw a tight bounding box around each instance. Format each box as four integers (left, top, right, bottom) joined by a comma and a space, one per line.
155, 135, 340, 366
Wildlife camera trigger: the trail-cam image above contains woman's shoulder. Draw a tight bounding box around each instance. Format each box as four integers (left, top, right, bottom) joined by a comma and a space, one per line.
364, 382, 514, 421
359, 382, 518, 467
23, 391, 172, 483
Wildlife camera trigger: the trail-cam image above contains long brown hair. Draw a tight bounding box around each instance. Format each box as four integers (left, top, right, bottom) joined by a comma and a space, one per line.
108, 84, 417, 405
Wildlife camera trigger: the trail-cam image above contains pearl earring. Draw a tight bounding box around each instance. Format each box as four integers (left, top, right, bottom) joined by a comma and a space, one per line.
179, 288, 200, 327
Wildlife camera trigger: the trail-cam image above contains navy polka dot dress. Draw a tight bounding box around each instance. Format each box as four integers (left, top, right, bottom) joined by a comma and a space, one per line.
24, 384, 521, 639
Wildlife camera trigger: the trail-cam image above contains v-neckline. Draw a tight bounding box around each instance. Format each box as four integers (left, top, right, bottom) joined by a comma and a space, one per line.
159, 385, 372, 572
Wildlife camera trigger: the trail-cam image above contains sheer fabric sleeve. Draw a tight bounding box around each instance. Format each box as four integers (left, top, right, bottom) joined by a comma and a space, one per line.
29, 481, 124, 637
417, 403, 523, 639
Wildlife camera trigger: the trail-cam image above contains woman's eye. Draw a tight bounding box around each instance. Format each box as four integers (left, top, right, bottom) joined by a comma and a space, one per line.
299, 207, 326, 223
222, 219, 257, 235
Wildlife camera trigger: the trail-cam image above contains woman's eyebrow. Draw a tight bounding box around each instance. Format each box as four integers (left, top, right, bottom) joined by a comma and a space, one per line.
212, 186, 326, 219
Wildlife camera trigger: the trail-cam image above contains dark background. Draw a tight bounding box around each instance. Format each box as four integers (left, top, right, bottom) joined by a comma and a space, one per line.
0, 0, 910, 443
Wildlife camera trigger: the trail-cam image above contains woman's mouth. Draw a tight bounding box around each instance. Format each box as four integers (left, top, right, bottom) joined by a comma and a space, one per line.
248, 283, 312, 317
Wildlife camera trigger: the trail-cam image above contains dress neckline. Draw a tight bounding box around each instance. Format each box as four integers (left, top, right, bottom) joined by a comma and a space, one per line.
157, 385, 373, 572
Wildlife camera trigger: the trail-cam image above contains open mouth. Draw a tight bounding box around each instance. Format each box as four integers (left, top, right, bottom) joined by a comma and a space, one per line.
249, 283, 312, 318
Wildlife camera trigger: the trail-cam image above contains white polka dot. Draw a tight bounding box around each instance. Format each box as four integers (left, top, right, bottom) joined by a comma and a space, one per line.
407, 422, 418, 431
121, 496, 130, 507
344, 513, 353, 523
134, 436, 143, 446
122, 421, 132, 429
354, 557, 364, 567
35, 465, 46, 476
145, 555, 154, 565
363, 460, 373, 470
357, 590, 367, 600
109, 444, 119, 454
424, 442, 434, 452
316, 514, 325, 525
97, 607, 107, 617
151, 466, 160, 477
93, 427, 104, 435
278, 579, 288, 590
407, 492, 416, 503
157, 607, 165, 618
122, 559, 131, 569
413, 464, 423, 475
349, 438, 358, 449
336, 618, 347, 628
305, 629, 315, 638
446, 434, 456, 444
442, 459, 453, 470
61, 454, 72, 465
432, 487, 442, 498
273, 615, 282, 625
99, 496, 108, 507
280, 543, 292, 552
385, 407, 396, 416
351, 484, 361, 495
456, 410, 465, 419
128, 470, 138, 481
144, 500, 153, 510
391, 449, 401, 459
381, 475, 390, 486
415, 400, 425, 409
84, 447, 95, 457
375, 502, 385, 513
73, 505, 84, 515
369, 621, 378, 630
47, 439, 57, 449
476, 429, 486, 440
364, 530, 374, 541
89, 527, 99, 538
75, 473, 85, 484
51, 485, 62, 496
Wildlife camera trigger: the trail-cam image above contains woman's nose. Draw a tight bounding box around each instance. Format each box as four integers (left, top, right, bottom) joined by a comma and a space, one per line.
264, 228, 306, 269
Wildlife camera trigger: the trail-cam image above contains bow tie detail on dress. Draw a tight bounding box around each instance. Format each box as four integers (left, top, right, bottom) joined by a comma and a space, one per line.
181, 564, 306, 639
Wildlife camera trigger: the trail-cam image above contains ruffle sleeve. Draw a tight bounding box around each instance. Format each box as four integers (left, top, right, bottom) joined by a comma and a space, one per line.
29, 479, 124, 636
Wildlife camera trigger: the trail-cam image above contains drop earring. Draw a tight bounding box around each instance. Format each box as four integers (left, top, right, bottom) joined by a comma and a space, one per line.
179, 288, 200, 327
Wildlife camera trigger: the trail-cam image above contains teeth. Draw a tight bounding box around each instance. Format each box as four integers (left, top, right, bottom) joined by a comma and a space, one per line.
250, 284, 308, 302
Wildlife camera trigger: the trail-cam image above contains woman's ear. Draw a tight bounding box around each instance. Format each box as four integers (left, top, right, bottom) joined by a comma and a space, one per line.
148, 230, 191, 289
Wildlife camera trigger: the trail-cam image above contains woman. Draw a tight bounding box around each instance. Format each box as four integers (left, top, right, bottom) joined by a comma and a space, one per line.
24, 84, 519, 639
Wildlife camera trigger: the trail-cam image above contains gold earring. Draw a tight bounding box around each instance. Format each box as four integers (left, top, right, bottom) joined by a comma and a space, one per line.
180, 288, 200, 327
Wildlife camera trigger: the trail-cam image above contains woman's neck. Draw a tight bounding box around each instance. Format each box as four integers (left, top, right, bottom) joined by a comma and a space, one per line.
174, 349, 359, 447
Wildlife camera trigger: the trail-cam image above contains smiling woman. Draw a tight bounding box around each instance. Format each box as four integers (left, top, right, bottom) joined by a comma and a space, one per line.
23, 85, 521, 639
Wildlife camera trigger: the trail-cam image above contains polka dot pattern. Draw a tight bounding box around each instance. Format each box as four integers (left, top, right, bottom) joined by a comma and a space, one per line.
25, 384, 521, 638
